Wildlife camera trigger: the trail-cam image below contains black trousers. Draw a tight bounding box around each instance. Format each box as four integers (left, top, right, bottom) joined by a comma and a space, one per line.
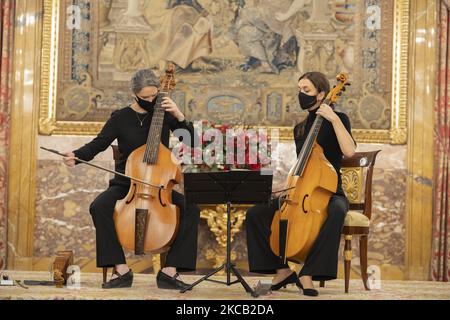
89, 185, 200, 271
245, 194, 348, 281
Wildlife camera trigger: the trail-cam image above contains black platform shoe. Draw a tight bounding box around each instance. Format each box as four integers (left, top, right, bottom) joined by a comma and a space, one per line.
270, 272, 300, 291
156, 271, 192, 290
297, 280, 319, 297
102, 269, 133, 289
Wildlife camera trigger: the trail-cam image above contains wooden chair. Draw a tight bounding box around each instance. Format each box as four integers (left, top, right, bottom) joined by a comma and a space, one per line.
319, 150, 381, 293
102, 145, 167, 283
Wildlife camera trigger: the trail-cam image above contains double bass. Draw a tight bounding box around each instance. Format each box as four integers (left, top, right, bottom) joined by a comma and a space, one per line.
270, 73, 350, 263
113, 64, 182, 255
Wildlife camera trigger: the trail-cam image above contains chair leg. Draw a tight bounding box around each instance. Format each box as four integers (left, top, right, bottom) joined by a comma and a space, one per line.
102, 267, 108, 284
344, 235, 352, 293
319, 280, 325, 288
159, 252, 168, 270
359, 235, 370, 290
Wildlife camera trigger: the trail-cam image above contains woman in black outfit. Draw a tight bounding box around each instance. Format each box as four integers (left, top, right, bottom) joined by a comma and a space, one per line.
63, 69, 200, 290
245, 72, 356, 296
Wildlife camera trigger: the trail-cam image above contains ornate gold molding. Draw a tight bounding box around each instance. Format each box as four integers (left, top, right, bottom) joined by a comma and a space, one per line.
39, 0, 105, 136
389, 0, 409, 145
264, 127, 394, 144
39, 0, 59, 135
200, 204, 248, 269
39, 0, 409, 144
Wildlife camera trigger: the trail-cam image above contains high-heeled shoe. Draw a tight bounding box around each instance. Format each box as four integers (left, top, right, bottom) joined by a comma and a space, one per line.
156, 271, 192, 291
297, 280, 319, 296
270, 272, 299, 291
102, 269, 133, 289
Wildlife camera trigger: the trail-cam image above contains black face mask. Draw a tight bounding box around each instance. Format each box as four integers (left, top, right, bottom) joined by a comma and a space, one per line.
135, 95, 157, 112
298, 92, 318, 110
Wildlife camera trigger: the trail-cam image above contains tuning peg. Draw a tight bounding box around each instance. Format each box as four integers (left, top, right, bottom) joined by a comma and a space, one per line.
342, 87, 346, 91
346, 83, 351, 86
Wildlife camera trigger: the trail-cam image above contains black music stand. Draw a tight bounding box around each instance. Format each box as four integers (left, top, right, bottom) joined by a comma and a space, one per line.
181, 170, 273, 297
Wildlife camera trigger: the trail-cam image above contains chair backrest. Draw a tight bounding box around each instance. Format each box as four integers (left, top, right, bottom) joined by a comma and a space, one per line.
110, 145, 125, 170
341, 150, 381, 220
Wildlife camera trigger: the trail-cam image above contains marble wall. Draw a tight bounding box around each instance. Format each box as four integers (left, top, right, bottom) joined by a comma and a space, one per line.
35, 135, 407, 279
5, 0, 435, 283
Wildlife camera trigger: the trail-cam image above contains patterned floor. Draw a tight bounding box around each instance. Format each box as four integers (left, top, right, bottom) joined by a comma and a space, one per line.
0, 271, 449, 300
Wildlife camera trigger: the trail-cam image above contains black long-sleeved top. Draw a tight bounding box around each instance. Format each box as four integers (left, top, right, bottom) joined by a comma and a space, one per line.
73, 105, 196, 187
293, 110, 354, 196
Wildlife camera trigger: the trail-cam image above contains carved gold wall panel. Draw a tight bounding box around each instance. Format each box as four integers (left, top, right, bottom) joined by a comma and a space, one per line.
200, 204, 247, 269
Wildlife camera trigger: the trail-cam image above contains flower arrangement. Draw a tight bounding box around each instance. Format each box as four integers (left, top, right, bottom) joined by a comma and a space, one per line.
181, 121, 271, 172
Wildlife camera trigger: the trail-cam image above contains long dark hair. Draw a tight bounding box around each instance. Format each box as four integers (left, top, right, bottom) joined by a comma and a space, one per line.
298, 71, 330, 97
294, 72, 331, 140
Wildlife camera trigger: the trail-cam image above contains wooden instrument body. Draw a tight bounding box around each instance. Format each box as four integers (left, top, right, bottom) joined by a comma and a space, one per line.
52, 250, 74, 286
269, 73, 349, 263
270, 142, 337, 263
113, 142, 182, 254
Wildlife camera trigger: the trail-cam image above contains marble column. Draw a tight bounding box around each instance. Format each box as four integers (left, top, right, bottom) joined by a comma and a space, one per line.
405, 0, 437, 281
7, 0, 43, 270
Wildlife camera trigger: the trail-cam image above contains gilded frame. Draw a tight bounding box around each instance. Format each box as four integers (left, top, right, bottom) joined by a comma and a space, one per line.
39, 0, 409, 144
